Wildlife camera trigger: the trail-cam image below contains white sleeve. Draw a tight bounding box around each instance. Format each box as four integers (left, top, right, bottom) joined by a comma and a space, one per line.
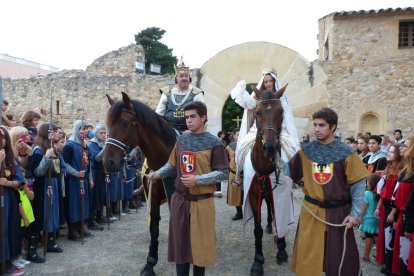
230, 80, 256, 109
155, 94, 168, 116
194, 92, 204, 102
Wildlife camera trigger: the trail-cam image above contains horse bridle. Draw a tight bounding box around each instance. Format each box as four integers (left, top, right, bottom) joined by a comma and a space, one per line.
255, 98, 282, 144
105, 107, 138, 159
253, 98, 282, 184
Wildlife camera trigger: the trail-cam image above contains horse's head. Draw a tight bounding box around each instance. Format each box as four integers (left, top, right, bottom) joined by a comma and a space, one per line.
103, 92, 139, 172
253, 84, 287, 159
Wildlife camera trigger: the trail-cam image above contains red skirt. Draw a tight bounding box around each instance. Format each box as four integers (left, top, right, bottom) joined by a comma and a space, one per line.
376, 204, 386, 264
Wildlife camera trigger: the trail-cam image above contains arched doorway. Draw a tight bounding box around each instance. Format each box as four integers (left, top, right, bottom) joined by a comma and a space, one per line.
199, 41, 327, 138
360, 113, 380, 135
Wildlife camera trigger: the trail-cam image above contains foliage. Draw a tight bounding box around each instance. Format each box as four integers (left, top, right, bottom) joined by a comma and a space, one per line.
135, 27, 177, 75
221, 83, 255, 132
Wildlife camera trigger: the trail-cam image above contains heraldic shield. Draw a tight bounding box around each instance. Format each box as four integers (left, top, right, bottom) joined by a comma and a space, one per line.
180, 151, 197, 175
312, 162, 334, 185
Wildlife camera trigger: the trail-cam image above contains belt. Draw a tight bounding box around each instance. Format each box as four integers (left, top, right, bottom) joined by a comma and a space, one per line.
179, 192, 213, 202
304, 195, 350, 209
230, 169, 236, 174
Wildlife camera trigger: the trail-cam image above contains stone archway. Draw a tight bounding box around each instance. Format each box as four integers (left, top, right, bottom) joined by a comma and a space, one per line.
198, 41, 328, 139
360, 113, 380, 135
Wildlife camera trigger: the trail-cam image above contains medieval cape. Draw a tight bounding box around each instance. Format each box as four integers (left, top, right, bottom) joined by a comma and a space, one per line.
290, 140, 367, 276
226, 142, 243, 206
163, 132, 229, 267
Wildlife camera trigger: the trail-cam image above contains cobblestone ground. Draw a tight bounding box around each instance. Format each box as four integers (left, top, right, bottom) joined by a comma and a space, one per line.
24, 183, 382, 275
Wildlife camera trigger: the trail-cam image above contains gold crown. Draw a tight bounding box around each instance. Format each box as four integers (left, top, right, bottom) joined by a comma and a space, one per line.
262, 67, 277, 77
175, 56, 190, 75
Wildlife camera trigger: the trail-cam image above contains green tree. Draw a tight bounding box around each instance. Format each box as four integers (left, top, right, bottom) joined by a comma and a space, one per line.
135, 27, 177, 75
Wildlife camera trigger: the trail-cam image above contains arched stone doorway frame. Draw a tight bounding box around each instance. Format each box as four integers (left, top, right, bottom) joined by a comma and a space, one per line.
197, 41, 328, 138
354, 107, 391, 136
359, 112, 381, 135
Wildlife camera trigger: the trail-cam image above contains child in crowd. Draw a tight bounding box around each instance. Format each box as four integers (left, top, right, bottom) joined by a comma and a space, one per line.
359, 173, 381, 262
20, 111, 41, 146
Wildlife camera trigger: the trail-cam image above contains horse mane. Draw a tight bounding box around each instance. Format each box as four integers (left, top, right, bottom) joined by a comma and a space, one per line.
108, 98, 177, 148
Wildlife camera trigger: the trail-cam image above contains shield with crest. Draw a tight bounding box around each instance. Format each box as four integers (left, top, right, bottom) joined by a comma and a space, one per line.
312, 162, 334, 185
180, 151, 197, 175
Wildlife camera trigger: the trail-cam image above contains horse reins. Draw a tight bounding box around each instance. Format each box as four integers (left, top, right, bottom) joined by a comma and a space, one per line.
106, 107, 138, 159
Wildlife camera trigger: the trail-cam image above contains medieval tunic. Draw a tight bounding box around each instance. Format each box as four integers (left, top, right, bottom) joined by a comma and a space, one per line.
226, 141, 243, 206
290, 140, 367, 276
62, 140, 90, 222
88, 140, 107, 212
27, 147, 66, 233
0, 164, 25, 262
158, 132, 229, 267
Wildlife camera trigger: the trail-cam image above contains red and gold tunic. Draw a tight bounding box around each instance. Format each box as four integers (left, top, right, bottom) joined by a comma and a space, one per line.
290, 140, 367, 276
166, 132, 229, 267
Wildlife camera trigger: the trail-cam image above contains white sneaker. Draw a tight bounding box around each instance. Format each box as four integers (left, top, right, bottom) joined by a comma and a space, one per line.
17, 257, 30, 266
11, 260, 25, 269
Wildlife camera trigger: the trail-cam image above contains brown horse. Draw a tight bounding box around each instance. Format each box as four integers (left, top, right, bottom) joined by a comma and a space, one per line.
247, 86, 287, 275
103, 92, 176, 276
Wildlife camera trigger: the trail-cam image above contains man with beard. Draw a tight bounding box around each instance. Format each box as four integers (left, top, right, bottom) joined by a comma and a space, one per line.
155, 56, 204, 134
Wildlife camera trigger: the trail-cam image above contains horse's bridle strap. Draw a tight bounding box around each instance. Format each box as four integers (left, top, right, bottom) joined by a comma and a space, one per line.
106, 138, 130, 153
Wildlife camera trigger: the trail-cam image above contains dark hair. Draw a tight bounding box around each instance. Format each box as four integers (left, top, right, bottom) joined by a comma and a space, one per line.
217, 131, 225, 137
358, 135, 370, 144
21, 110, 41, 126
312, 108, 338, 131
232, 128, 240, 134
369, 135, 382, 145
367, 173, 382, 200
6, 114, 13, 120
344, 136, 355, 143
259, 73, 276, 92
394, 129, 402, 135
36, 123, 59, 154
183, 101, 207, 119
3, 100, 9, 106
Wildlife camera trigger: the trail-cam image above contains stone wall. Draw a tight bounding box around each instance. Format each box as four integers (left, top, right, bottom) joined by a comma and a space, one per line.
2, 44, 175, 132
317, 10, 414, 138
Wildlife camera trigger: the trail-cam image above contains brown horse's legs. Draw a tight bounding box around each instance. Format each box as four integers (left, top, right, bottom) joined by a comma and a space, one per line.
249, 181, 265, 275
264, 196, 273, 234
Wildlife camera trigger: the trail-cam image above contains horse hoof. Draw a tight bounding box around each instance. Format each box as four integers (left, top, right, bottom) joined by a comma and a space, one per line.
276, 249, 288, 265
250, 262, 264, 275
140, 264, 155, 276
265, 224, 272, 234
